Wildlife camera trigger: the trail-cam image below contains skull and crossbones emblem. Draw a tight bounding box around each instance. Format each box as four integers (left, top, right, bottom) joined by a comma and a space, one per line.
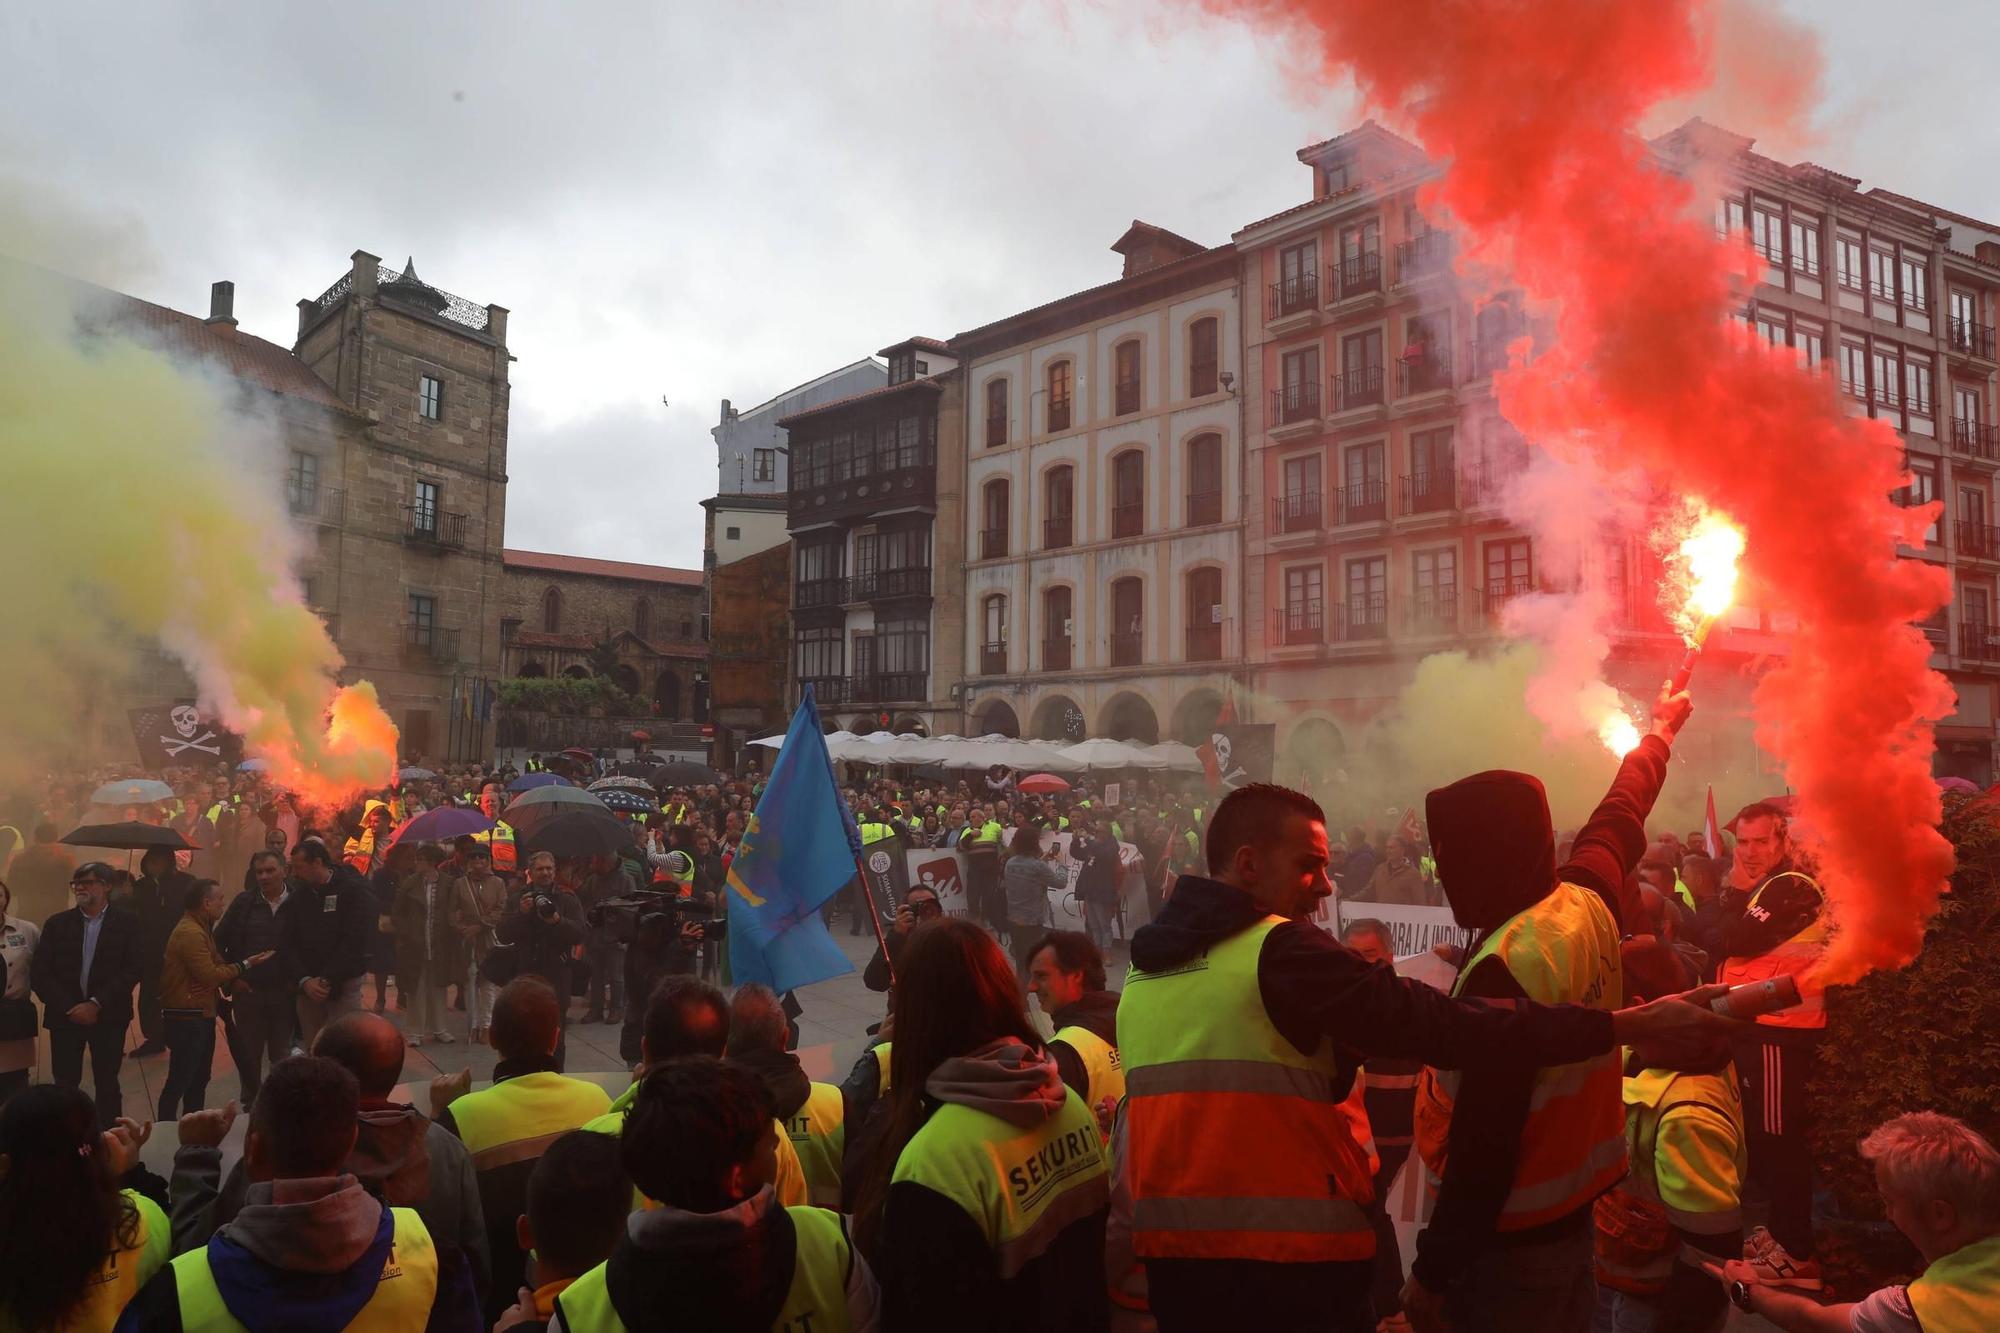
162, 705, 221, 757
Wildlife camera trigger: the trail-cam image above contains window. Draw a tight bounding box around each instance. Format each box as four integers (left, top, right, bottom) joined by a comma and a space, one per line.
413, 479, 439, 534
1788, 215, 1821, 277
1046, 360, 1073, 433
1189, 317, 1219, 397
1751, 205, 1784, 267
1187, 433, 1223, 525
1276, 241, 1318, 315
1835, 234, 1864, 292
1409, 427, 1455, 511
1044, 465, 1075, 548
1186, 567, 1223, 661
1114, 340, 1142, 416
1841, 343, 1869, 399
1341, 442, 1386, 522
1283, 565, 1324, 644
286, 451, 319, 513
1950, 289, 1978, 340
418, 375, 442, 422
725, 525, 740, 540
981, 479, 1010, 559
796, 625, 844, 682
1901, 255, 1930, 312
1961, 488, 1987, 528
1904, 460, 1939, 545
1485, 538, 1532, 602
1345, 557, 1387, 636
1906, 360, 1934, 417
1755, 314, 1786, 350
1277, 344, 1321, 422
1715, 197, 1747, 238
408, 592, 436, 646
1413, 547, 1458, 624
1112, 451, 1145, 538
985, 378, 1008, 448
915, 360, 929, 375
1795, 319, 1825, 371
1279, 452, 1323, 533
1323, 160, 1349, 194
1957, 384, 1984, 429
1337, 330, 1384, 408
1964, 586, 1990, 630
635, 599, 651, 640
1338, 221, 1382, 296
1043, 586, 1074, 669
752, 448, 775, 481
887, 351, 914, 384
874, 615, 929, 687
1110, 578, 1143, 666
1870, 248, 1897, 301
981, 595, 1009, 674
542, 587, 562, 633
1872, 348, 1903, 409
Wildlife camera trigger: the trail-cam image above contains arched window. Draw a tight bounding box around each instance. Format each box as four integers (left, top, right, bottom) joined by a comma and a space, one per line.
985, 377, 1009, 448
1111, 451, 1145, 538
1110, 577, 1143, 666
634, 598, 651, 641
1186, 567, 1223, 661
1046, 360, 1073, 433
980, 594, 1008, 674
1114, 339, 1142, 415
1043, 586, 1073, 670
1189, 316, 1220, 396
981, 478, 1010, 559
1044, 465, 1075, 549
542, 586, 562, 633
1187, 433, 1223, 526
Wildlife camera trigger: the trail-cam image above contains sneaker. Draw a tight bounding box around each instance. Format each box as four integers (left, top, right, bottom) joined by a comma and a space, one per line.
432, 1031, 455, 1045
407, 1036, 423, 1049
1742, 1227, 1822, 1289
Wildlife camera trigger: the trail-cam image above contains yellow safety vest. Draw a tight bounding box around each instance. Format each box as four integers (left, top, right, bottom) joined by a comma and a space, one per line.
553, 1205, 854, 1333
859, 822, 896, 846
784, 1083, 847, 1210
1593, 1062, 1745, 1294
448, 1071, 613, 1171
873, 1042, 892, 1097
891, 1087, 1109, 1280
45, 1189, 167, 1333
1414, 882, 1626, 1231
471, 821, 517, 873
971, 821, 1003, 848
1909, 1233, 2000, 1333
171, 1207, 437, 1331
1716, 871, 1828, 1030
1050, 1024, 1125, 1137
585, 1079, 809, 1208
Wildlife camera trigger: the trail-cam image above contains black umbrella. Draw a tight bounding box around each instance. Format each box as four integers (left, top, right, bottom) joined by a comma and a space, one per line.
513, 808, 633, 859
594, 788, 658, 815
60, 822, 196, 852
651, 761, 721, 789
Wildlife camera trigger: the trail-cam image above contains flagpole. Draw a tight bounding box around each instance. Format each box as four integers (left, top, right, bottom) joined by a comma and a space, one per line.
799, 682, 898, 988
852, 846, 897, 989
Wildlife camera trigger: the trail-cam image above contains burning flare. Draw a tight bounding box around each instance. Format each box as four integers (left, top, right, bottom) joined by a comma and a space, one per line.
1670, 506, 1747, 641
1595, 709, 1641, 758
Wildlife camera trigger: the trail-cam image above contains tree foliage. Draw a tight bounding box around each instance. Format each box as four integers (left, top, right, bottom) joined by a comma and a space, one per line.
498, 675, 643, 716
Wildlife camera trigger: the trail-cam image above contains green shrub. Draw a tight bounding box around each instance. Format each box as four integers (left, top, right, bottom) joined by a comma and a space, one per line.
1806, 793, 2000, 1294
498, 675, 644, 716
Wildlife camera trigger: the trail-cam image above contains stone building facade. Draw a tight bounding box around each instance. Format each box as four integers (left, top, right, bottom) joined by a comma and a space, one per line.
708, 541, 793, 770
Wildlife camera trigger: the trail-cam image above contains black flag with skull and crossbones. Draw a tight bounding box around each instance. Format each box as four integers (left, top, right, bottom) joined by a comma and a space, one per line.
128, 701, 243, 771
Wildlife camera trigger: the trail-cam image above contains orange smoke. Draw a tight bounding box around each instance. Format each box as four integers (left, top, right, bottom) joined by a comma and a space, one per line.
1218, 0, 1955, 978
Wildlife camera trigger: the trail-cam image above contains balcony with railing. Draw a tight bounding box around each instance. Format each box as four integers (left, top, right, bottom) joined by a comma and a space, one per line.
401, 504, 467, 550
1948, 318, 1998, 362
1270, 380, 1322, 428
1400, 469, 1457, 515
1267, 272, 1321, 322
1960, 624, 2000, 665
1276, 603, 1323, 647
1956, 520, 2000, 562
1918, 611, 1949, 651
1398, 347, 1454, 395
1043, 637, 1073, 671
979, 642, 1008, 675
1478, 578, 1535, 620
1272, 490, 1323, 535
801, 676, 849, 706
1952, 420, 2000, 466
795, 577, 850, 610
1337, 596, 1389, 641
1331, 253, 1382, 301
1332, 365, 1385, 412
1186, 490, 1223, 526
1335, 479, 1387, 525
402, 623, 461, 663
853, 566, 932, 600
288, 486, 345, 525
1043, 514, 1075, 551
980, 527, 1009, 559
1111, 501, 1144, 539
851, 672, 928, 704
1186, 623, 1223, 662
1111, 630, 1144, 667
1395, 232, 1453, 283
1467, 338, 1511, 380
1406, 590, 1459, 634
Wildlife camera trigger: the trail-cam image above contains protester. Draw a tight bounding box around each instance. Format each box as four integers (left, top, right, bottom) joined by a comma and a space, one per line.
0, 879, 40, 1106
1707, 1112, 2000, 1332
395, 842, 460, 1047
277, 837, 374, 1048
132, 846, 194, 1059
158, 879, 267, 1121
119, 1055, 482, 1331
168, 1012, 490, 1296
1337, 826, 1378, 895
450, 842, 509, 1042
491, 1130, 630, 1331
862, 882, 940, 998
1025, 929, 1123, 1132
857, 917, 1109, 1332
366, 836, 413, 1015
729, 981, 847, 1209
0, 1085, 167, 1332
1001, 829, 1067, 975
1074, 817, 1124, 955
1360, 834, 1434, 907
433, 975, 611, 1319
500, 851, 585, 1060
575, 855, 630, 1027
31, 860, 142, 1129
1340, 916, 1425, 1325
212, 850, 292, 1109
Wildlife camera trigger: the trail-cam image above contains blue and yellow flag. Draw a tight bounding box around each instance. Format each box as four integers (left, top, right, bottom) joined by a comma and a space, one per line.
726, 686, 861, 993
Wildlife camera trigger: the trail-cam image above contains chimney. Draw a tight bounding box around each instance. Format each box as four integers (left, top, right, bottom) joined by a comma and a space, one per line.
206, 280, 237, 328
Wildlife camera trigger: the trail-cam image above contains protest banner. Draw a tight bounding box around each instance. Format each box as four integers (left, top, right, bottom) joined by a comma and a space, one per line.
1330, 897, 1472, 957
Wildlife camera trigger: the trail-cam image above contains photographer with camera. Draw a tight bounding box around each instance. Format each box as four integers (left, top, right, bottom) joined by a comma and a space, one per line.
862, 884, 942, 1000
614, 892, 707, 1068
495, 852, 584, 1068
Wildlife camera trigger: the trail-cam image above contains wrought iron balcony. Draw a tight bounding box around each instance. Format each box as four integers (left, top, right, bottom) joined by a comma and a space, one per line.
1948, 319, 1997, 362
1272, 490, 1323, 535
1332, 365, 1384, 411
1042, 637, 1072, 671
1395, 231, 1453, 283
1268, 273, 1320, 320
1277, 603, 1323, 647
1467, 338, 1511, 380
800, 676, 849, 706
1960, 624, 2000, 663
1333, 253, 1382, 300
1186, 623, 1223, 662
1917, 611, 1948, 650
402, 623, 461, 663
1478, 579, 1535, 619
1270, 380, 1322, 426
1400, 469, 1457, 515
288, 485, 345, 525
1399, 347, 1454, 395
795, 577, 849, 610
401, 504, 467, 550
979, 643, 1008, 675
1406, 591, 1459, 633
1043, 515, 1074, 551
1952, 420, 2000, 465
1335, 479, 1387, 524
1336, 596, 1389, 641
980, 527, 1009, 559
853, 567, 932, 600
1956, 520, 2000, 562
1111, 501, 1144, 539
851, 672, 927, 704
1186, 490, 1223, 526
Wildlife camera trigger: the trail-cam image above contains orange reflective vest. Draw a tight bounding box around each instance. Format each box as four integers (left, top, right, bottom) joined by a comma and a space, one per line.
472, 821, 517, 875
1414, 881, 1627, 1231
1119, 915, 1377, 1264
1716, 871, 1827, 1030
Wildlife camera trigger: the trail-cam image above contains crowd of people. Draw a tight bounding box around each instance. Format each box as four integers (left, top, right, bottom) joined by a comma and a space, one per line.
0, 690, 1994, 1332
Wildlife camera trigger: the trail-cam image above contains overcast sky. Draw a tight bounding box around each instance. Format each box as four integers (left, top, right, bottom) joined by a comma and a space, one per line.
4, 1, 1995, 570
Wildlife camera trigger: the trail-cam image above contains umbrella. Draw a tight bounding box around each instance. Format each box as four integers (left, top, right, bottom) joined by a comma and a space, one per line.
385, 807, 495, 848
747, 734, 786, 750
504, 786, 609, 819
1058, 738, 1159, 771
399, 766, 437, 781
507, 772, 572, 793
629, 729, 652, 744
60, 821, 195, 852
1937, 776, 1980, 794
237, 758, 269, 773
513, 808, 632, 858
651, 760, 721, 788
90, 779, 174, 805
1017, 773, 1072, 794
588, 776, 659, 796
595, 788, 658, 815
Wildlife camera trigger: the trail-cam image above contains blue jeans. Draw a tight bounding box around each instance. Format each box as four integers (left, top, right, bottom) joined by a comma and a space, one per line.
1592, 1286, 1660, 1333
159, 1013, 217, 1120
1084, 899, 1116, 951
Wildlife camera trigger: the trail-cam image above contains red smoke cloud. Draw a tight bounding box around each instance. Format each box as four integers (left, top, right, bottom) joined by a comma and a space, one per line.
1218, 0, 1955, 979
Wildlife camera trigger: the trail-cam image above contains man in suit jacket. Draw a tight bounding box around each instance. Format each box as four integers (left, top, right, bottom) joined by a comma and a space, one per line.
30, 860, 144, 1126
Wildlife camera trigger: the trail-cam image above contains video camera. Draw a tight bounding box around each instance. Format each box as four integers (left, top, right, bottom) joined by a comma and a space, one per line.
586, 886, 726, 946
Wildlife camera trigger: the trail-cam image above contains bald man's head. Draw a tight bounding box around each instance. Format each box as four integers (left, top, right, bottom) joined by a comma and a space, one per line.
313, 1011, 408, 1098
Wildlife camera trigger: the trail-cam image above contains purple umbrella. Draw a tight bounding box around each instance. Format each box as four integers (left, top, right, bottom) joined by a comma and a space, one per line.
386, 806, 497, 849
507, 772, 572, 793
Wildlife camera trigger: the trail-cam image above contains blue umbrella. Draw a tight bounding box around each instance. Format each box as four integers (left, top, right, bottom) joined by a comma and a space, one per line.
386, 806, 497, 849
507, 772, 572, 793
238, 758, 269, 773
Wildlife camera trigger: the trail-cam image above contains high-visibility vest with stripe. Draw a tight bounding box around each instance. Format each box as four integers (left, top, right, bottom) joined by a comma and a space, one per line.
970, 821, 1003, 848
449, 1071, 613, 1171
1361, 1057, 1422, 1152
784, 1083, 847, 1209
1909, 1233, 2000, 1333
1715, 871, 1827, 1030
172, 1207, 437, 1331
1593, 1063, 1745, 1294
859, 822, 896, 846
472, 821, 517, 874
552, 1205, 853, 1333
872, 1042, 892, 1096
1050, 1024, 1125, 1135
1414, 881, 1626, 1232
1119, 915, 1377, 1263
63, 1189, 168, 1331
891, 1087, 1109, 1280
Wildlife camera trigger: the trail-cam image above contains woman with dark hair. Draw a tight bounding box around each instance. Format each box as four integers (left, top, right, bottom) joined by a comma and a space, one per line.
857, 917, 1110, 1333
0, 1084, 167, 1331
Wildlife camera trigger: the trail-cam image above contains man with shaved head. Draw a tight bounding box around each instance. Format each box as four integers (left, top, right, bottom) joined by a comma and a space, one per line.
166, 1011, 489, 1292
